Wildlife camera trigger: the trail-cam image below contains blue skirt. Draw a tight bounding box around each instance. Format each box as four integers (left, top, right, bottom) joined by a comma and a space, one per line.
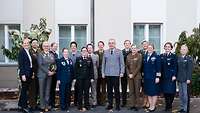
144, 78, 160, 96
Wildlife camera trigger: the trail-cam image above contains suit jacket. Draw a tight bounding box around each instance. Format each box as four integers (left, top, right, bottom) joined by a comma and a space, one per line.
102, 48, 125, 76
37, 52, 55, 79
69, 51, 81, 67
177, 55, 193, 82
126, 53, 142, 79
160, 52, 177, 79
18, 48, 32, 77
89, 53, 99, 79
143, 51, 161, 79
57, 57, 74, 83
75, 56, 94, 80
29, 48, 39, 75
160, 52, 177, 93
122, 49, 132, 77
94, 50, 104, 78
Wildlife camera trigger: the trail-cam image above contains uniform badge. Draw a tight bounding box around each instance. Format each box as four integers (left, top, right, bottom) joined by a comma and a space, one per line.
151, 57, 156, 62
61, 62, 66, 66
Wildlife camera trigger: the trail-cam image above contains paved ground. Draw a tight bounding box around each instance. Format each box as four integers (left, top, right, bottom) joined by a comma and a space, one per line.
0, 98, 200, 113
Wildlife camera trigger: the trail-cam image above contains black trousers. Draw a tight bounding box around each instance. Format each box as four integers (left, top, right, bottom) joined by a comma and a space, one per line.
49, 75, 57, 107
164, 93, 175, 110
28, 76, 39, 108
106, 76, 120, 108
76, 79, 90, 109
18, 77, 31, 108
120, 75, 127, 105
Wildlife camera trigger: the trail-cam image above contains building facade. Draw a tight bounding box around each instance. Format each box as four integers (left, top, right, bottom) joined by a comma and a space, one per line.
0, 0, 200, 88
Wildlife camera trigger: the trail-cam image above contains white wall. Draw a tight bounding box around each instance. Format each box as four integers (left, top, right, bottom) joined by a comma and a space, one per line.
197, 0, 200, 25
131, 0, 166, 23
55, 0, 90, 24
23, 0, 55, 42
166, 0, 197, 47
55, 0, 91, 43
95, 0, 131, 49
0, 0, 23, 24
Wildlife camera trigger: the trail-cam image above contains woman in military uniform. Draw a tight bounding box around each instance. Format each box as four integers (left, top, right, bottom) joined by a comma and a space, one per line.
57, 48, 74, 111
143, 43, 161, 112
74, 47, 94, 111
160, 42, 177, 111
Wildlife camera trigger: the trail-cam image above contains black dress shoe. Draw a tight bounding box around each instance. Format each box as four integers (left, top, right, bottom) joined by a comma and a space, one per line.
121, 104, 126, 107
106, 105, 113, 110
129, 106, 136, 110
178, 109, 186, 113
115, 107, 120, 111
134, 107, 139, 111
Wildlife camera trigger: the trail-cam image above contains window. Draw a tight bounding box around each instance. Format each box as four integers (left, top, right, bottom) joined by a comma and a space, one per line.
133, 23, 162, 53
0, 24, 20, 64
58, 25, 87, 55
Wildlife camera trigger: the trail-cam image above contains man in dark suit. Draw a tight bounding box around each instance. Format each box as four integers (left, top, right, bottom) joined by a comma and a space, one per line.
69, 41, 81, 106
74, 47, 94, 111
18, 38, 33, 113
121, 40, 132, 107
29, 39, 39, 110
49, 42, 58, 109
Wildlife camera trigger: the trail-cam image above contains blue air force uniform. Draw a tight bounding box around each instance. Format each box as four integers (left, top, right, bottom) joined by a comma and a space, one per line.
57, 57, 74, 110
160, 52, 177, 110
160, 53, 177, 93
143, 51, 161, 96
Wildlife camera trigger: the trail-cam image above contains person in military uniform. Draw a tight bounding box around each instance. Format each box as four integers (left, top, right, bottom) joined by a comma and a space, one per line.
95, 41, 106, 106
126, 45, 142, 111
57, 48, 74, 112
177, 44, 193, 113
143, 43, 161, 112
29, 39, 39, 111
74, 47, 94, 111
121, 40, 132, 107
160, 42, 177, 112
139, 40, 150, 109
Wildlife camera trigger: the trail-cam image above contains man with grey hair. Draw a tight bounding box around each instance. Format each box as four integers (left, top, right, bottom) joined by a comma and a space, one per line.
102, 38, 125, 111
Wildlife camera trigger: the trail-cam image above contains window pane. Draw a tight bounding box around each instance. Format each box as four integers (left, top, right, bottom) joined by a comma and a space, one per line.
149, 25, 161, 53
59, 26, 71, 56
133, 24, 145, 48
0, 25, 5, 62
75, 26, 87, 50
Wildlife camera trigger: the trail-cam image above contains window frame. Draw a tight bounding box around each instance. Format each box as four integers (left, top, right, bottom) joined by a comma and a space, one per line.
0, 24, 21, 65
58, 24, 89, 56
133, 23, 163, 53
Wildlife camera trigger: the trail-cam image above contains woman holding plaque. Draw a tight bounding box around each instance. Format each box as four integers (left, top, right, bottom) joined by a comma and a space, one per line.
37, 41, 56, 112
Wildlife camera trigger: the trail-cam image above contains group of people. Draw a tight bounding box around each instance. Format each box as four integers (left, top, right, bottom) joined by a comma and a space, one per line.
18, 37, 193, 113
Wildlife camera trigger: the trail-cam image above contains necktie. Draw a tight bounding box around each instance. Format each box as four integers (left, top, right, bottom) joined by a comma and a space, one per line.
111, 50, 113, 55
147, 54, 150, 61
